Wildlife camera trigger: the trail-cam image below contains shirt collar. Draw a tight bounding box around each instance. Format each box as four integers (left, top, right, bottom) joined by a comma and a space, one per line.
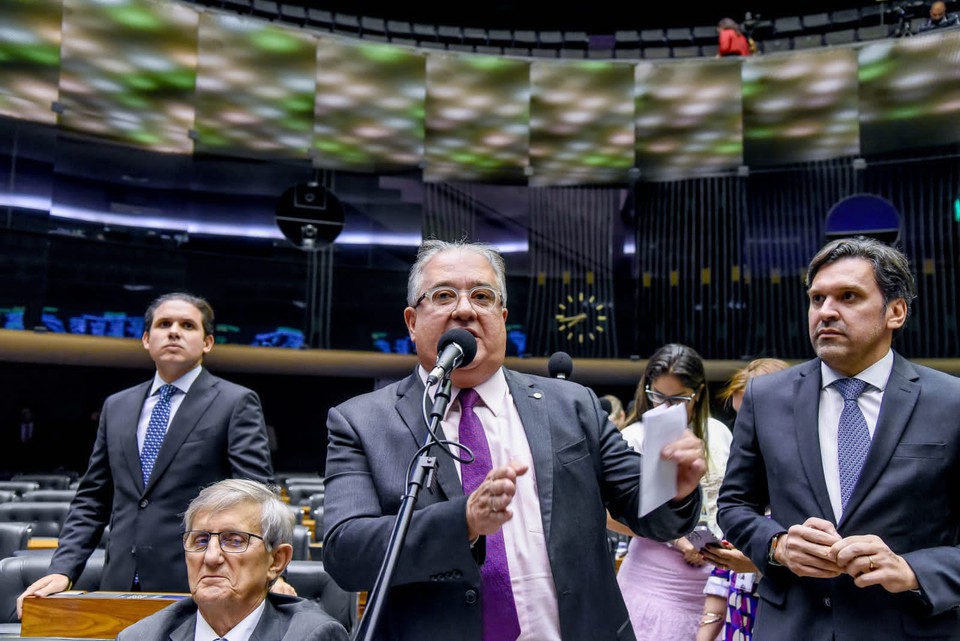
820, 349, 894, 392
415, 365, 509, 417
194, 597, 266, 641
151, 364, 203, 396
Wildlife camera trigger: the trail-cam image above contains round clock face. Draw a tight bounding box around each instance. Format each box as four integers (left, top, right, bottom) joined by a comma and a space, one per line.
555, 292, 608, 343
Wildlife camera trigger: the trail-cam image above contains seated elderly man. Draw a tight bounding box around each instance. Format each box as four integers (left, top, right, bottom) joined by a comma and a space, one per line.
117, 479, 347, 641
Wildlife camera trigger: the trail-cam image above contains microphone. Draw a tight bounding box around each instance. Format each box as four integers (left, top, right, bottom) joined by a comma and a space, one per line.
548, 351, 573, 380
598, 397, 613, 415
426, 329, 478, 384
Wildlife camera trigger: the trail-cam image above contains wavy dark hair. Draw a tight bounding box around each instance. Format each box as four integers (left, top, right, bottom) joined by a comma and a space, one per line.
626, 343, 711, 460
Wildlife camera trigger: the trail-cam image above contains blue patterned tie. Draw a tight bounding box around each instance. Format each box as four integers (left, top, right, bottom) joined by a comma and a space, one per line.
458, 389, 521, 641
140, 384, 177, 486
835, 378, 870, 510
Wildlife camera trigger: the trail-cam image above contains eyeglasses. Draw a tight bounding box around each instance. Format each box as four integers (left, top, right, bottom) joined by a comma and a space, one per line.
414, 286, 502, 312
182, 530, 264, 553
645, 386, 697, 407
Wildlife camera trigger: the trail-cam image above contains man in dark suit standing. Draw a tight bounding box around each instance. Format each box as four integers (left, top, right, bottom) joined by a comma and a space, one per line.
719, 237, 960, 639
323, 240, 707, 641
18, 292, 275, 615
117, 479, 347, 641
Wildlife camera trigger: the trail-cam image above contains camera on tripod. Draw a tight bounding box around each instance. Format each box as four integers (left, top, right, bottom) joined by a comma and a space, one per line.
892, 2, 913, 37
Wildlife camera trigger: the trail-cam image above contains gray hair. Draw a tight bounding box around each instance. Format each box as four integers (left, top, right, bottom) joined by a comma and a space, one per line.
406, 240, 508, 308
145, 292, 215, 338
183, 479, 293, 551
806, 237, 917, 320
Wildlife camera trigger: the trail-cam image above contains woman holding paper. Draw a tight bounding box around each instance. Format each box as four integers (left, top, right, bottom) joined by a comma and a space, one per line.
611, 343, 732, 641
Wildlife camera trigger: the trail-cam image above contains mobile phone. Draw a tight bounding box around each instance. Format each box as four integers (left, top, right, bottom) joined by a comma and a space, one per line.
687, 525, 720, 550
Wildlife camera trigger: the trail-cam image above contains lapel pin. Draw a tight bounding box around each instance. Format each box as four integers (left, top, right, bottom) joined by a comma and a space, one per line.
532, 392, 543, 399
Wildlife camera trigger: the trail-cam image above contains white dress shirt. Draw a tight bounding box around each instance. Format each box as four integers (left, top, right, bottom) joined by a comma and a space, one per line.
194, 597, 266, 641
137, 365, 204, 454
818, 349, 894, 521
422, 366, 562, 641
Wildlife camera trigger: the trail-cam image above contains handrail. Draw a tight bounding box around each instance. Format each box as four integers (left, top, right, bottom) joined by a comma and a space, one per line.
3, 329, 959, 384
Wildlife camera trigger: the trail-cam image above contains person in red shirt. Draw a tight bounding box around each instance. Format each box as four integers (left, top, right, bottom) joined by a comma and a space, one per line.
717, 18, 751, 57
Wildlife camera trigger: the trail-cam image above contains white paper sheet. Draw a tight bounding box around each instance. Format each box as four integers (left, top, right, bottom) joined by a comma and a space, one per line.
639, 402, 687, 517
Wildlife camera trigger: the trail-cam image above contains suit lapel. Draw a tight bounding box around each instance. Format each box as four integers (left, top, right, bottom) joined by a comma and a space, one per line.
249, 596, 281, 637
395, 370, 462, 501
145, 369, 218, 495
840, 353, 920, 525
168, 602, 198, 641
794, 360, 836, 523
121, 381, 153, 494
504, 369, 555, 542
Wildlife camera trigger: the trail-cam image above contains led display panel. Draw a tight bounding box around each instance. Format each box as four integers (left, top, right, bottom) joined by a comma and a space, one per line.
313, 38, 425, 172
58, 0, 196, 152
195, 11, 315, 159
742, 48, 860, 167
424, 52, 529, 183
635, 59, 743, 181
0, 0, 62, 124
859, 29, 960, 155
529, 60, 635, 187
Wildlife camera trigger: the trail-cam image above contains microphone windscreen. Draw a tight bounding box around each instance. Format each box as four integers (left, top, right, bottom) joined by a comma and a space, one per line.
437, 328, 478, 367
548, 351, 574, 379
598, 397, 613, 415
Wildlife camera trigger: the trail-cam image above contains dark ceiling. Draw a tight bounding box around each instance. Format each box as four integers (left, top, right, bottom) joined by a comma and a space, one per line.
270, 0, 880, 32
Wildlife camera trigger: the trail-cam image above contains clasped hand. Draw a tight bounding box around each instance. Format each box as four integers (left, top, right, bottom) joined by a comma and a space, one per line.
775, 517, 919, 593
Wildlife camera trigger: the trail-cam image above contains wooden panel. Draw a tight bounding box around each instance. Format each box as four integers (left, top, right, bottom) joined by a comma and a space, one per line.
26, 537, 58, 550
21, 592, 186, 638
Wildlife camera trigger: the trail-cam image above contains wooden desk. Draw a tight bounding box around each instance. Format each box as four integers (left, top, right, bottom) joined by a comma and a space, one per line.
25, 538, 57, 550
21, 592, 187, 638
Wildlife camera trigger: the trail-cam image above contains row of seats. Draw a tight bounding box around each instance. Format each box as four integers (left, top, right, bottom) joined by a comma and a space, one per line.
277, 473, 326, 547
0, 474, 77, 492
197, 0, 959, 59
0, 473, 325, 542
0, 499, 323, 554
0, 490, 77, 504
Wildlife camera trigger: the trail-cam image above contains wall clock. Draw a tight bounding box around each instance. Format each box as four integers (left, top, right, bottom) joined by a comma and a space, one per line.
555, 292, 608, 344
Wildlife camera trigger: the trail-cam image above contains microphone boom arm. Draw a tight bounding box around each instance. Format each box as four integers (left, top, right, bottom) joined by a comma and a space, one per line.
353, 373, 461, 641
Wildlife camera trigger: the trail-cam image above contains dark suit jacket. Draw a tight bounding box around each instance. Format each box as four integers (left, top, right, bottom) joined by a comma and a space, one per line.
49, 368, 274, 592
116, 592, 348, 641
323, 367, 700, 641
718, 354, 960, 640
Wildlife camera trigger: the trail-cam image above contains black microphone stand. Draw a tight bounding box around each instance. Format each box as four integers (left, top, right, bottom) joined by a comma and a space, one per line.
352, 374, 455, 641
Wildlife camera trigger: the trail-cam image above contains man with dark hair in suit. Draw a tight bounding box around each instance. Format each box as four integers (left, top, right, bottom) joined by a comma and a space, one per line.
18, 292, 276, 616
323, 240, 707, 640
117, 479, 347, 641
719, 237, 960, 639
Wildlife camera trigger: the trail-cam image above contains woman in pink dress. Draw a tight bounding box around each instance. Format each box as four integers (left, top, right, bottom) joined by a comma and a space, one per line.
611, 344, 732, 640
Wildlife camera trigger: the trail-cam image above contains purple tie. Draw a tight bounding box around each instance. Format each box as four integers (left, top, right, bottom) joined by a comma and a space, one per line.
458, 388, 521, 641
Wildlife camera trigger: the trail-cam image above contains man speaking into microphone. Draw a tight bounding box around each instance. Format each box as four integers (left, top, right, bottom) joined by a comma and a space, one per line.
323, 240, 707, 641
